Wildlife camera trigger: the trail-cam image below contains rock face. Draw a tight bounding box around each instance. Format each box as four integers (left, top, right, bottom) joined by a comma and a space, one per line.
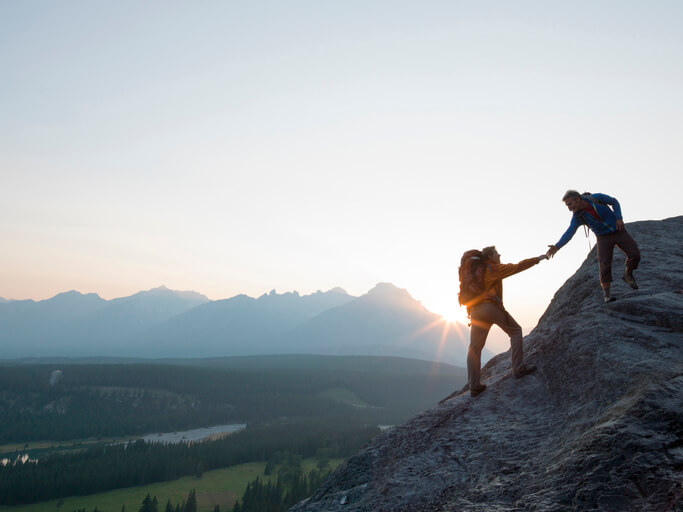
290, 216, 683, 512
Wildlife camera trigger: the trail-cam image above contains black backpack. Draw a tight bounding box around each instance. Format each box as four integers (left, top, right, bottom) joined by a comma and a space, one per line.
458, 250, 486, 308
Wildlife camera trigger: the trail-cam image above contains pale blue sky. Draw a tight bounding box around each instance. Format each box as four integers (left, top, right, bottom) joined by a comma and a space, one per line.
2, 1, 682, 344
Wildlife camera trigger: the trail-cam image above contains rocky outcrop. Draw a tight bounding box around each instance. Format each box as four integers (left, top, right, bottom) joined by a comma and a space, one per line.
290, 216, 683, 512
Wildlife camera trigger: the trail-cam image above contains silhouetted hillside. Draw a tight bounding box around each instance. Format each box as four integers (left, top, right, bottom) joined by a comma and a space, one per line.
145, 288, 354, 357
0, 287, 208, 357
0, 291, 107, 356
281, 283, 470, 363
290, 216, 683, 512
0, 285, 471, 365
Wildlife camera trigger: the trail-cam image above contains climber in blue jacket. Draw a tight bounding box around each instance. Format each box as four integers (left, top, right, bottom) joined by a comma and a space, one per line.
546, 190, 641, 302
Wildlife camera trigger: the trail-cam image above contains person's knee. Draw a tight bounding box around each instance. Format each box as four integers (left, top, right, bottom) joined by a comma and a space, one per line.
508, 325, 522, 340
469, 339, 486, 353
469, 332, 488, 352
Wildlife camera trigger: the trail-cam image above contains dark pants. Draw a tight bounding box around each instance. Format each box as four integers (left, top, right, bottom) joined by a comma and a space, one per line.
597, 229, 641, 285
468, 302, 524, 390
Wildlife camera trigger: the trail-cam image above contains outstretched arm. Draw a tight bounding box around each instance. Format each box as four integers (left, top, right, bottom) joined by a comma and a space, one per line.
548, 216, 581, 257
487, 256, 544, 281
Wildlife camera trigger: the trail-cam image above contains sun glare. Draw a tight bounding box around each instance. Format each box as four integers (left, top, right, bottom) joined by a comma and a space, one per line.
422, 294, 469, 326
440, 310, 468, 326
436, 301, 469, 326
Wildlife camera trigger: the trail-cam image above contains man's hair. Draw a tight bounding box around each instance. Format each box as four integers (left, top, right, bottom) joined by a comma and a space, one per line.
562, 190, 581, 201
482, 246, 497, 261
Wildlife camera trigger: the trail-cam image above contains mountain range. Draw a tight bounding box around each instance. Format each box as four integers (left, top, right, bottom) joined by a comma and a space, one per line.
0, 283, 472, 364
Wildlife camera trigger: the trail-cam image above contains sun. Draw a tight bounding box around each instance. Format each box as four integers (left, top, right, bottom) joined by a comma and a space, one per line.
433, 300, 469, 325
440, 309, 468, 326
419, 292, 469, 326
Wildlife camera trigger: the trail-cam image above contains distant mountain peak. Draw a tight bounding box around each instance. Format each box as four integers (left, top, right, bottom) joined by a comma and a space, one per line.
326, 287, 349, 295
55, 290, 83, 297
258, 290, 302, 300
48, 290, 103, 301
259, 289, 351, 300
270, 289, 300, 297
366, 282, 409, 297
137, 286, 209, 302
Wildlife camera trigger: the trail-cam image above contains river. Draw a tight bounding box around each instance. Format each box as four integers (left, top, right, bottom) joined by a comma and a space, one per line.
140, 423, 247, 444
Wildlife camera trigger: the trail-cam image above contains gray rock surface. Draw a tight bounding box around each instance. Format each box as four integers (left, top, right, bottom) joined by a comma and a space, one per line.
290, 216, 683, 512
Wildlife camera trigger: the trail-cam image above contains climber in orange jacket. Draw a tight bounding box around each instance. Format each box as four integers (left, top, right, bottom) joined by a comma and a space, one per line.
467, 246, 546, 397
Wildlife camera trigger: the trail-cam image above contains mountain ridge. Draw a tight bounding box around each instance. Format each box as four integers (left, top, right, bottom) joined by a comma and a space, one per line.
290, 216, 683, 512
279, 283, 469, 363
0, 283, 471, 364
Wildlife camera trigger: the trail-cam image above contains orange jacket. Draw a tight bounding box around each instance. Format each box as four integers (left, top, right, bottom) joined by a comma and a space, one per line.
479, 258, 540, 307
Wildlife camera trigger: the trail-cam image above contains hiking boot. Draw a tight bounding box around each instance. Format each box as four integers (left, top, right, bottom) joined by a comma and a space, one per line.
470, 384, 487, 397
514, 364, 537, 379
622, 272, 639, 290
603, 294, 616, 303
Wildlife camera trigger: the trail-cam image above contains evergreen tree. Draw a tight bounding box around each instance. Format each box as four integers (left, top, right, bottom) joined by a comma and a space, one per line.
185, 489, 197, 512
140, 494, 153, 512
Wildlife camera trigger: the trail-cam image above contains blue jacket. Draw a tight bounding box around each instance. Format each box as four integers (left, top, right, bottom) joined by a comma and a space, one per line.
555, 193, 623, 249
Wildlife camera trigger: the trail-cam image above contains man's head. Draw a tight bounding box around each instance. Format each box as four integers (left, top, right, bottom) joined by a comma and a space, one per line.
482, 246, 500, 263
562, 189, 585, 213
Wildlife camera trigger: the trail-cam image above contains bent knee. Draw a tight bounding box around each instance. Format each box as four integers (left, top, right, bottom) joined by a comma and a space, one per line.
509, 326, 522, 338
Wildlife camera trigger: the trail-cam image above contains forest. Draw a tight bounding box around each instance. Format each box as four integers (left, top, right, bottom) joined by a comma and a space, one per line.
0, 357, 464, 444
0, 417, 377, 505
0, 356, 465, 507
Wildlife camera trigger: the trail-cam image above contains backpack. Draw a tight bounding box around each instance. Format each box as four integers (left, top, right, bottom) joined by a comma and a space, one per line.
458, 250, 486, 308
581, 192, 609, 208
579, 192, 616, 250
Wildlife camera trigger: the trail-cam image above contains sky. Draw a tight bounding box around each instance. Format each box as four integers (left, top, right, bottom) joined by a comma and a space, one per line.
1, 1, 682, 347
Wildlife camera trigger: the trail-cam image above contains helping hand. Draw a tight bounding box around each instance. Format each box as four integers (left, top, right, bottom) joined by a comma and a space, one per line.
546, 245, 558, 259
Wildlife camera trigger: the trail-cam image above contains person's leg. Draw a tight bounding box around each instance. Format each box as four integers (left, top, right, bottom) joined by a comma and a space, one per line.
617, 230, 641, 281
597, 235, 617, 300
467, 306, 492, 391
473, 303, 528, 373
490, 307, 524, 373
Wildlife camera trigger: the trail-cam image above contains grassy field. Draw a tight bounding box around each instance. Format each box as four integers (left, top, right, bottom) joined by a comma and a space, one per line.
0, 458, 343, 512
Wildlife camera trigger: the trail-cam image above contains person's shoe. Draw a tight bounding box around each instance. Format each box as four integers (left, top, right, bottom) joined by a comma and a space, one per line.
603, 294, 616, 303
470, 384, 487, 397
622, 272, 639, 290
514, 364, 537, 379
